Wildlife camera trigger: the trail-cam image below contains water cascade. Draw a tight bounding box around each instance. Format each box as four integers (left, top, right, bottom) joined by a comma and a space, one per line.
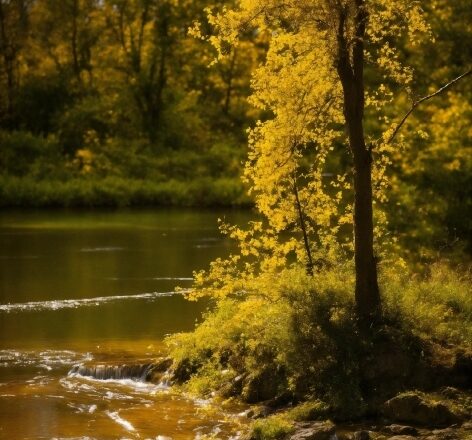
68, 358, 172, 383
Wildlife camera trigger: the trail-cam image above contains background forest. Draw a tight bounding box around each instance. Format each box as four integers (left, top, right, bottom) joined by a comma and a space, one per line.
0, 1, 471, 437
0, 0, 471, 262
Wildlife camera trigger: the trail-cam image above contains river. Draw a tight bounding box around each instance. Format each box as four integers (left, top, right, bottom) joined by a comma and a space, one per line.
0, 209, 252, 439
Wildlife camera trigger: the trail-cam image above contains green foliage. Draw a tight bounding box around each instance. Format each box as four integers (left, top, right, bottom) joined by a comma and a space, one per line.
168, 262, 471, 418
168, 295, 293, 398
55, 96, 110, 156
0, 0, 259, 209
285, 400, 331, 422
382, 263, 472, 345
16, 75, 73, 135
169, 265, 359, 415
0, 175, 249, 208
250, 415, 295, 440
0, 130, 249, 207
0, 131, 62, 177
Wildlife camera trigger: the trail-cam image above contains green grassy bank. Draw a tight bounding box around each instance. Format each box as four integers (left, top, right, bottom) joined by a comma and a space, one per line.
166, 263, 472, 436
0, 175, 251, 208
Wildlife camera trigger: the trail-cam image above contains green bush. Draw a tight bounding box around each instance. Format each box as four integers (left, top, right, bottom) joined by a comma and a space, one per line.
0, 131, 61, 177
0, 175, 250, 208
251, 415, 295, 440
286, 400, 331, 422
382, 263, 472, 344
166, 262, 471, 419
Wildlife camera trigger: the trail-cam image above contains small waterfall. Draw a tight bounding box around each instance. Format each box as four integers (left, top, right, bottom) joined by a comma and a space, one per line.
68, 358, 172, 383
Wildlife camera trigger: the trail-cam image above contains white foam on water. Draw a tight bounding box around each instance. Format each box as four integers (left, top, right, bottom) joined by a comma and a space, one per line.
153, 277, 193, 281
67, 373, 169, 395
0, 290, 185, 313
0, 350, 93, 368
106, 410, 136, 432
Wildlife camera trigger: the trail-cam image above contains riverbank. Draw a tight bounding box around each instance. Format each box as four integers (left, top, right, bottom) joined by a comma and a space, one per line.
0, 175, 252, 208
64, 352, 472, 439
243, 389, 472, 440
164, 263, 472, 439
67, 348, 472, 439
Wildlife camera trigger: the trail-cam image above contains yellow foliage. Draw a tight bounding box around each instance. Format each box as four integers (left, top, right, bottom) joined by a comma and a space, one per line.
188, 0, 430, 301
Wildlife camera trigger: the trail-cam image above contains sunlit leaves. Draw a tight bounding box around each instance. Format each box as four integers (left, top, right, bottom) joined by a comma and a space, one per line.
188, 0, 431, 301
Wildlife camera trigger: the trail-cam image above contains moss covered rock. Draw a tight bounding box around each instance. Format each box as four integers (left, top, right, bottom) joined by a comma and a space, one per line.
382, 393, 463, 428
289, 421, 336, 440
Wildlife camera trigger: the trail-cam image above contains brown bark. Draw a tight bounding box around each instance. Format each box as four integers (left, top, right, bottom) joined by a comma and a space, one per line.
336, 0, 381, 323
0, 2, 16, 126
223, 49, 237, 115
293, 179, 314, 277
71, 0, 81, 83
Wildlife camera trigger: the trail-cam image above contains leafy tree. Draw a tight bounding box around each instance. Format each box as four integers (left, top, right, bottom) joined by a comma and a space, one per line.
30, 0, 101, 86
386, 0, 472, 258
191, 0, 470, 323
0, 0, 30, 128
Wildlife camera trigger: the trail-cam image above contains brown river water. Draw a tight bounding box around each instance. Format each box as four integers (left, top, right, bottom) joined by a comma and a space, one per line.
0, 209, 252, 439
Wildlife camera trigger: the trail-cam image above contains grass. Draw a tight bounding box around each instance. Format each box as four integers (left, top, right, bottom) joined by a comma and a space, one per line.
167, 262, 471, 424
0, 175, 252, 208
250, 415, 295, 440
382, 263, 472, 344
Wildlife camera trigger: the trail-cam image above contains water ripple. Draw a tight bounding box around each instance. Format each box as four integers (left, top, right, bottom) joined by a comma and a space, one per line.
0, 290, 185, 313
0, 350, 93, 368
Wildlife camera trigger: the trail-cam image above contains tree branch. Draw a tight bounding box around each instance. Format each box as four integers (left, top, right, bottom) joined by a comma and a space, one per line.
386, 68, 472, 145
292, 176, 314, 277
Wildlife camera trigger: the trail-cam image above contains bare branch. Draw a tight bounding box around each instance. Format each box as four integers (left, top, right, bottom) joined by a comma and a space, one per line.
386, 68, 472, 145
292, 175, 314, 277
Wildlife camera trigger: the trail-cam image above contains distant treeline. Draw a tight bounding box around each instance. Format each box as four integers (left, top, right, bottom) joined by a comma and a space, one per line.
0, 1, 471, 258
0, 0, 263, 205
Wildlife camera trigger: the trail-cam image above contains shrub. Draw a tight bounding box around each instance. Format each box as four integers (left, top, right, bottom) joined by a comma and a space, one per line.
167, 262, 471, 420
250, 415, 295, 440
382, 263, 472, 344
286, 400, 331, 422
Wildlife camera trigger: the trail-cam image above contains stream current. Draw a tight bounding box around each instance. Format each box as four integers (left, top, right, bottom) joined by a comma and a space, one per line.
0, 209, 251, 439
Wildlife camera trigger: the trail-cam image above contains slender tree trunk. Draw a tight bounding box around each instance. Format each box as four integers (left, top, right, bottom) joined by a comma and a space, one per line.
336, 0, 381, 323
293, 179, 314, 276
0, 2, 15, 127
223, 49, 237, 115
71, 0, 81, 83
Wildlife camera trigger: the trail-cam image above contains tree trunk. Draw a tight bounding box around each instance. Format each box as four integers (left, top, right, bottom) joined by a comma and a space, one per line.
71, 0, 81, 83
336, 1, 381, 323
0, 2, 16, 127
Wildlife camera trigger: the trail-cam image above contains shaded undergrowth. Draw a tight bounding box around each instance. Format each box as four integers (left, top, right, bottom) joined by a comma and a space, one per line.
166, 262, 471, 424
0, 175, 250, 208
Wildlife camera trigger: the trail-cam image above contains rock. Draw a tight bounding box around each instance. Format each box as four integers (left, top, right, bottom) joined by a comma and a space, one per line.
382, 393, 462, 427
453, 350, 472, 388
426, 428, 460, 440
147, 357, 173, 382
170, 358, 200, 383
439, 387, 461, 399
250, 405, 274, 419
462, 421, 472, 430
351, 430, 371, 440
386, 436, 416, 440
289, 421, 336, 440
382, 425, 418, 436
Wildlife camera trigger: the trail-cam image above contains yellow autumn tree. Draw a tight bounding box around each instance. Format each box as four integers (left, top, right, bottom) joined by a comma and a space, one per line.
189, 1, 471, 323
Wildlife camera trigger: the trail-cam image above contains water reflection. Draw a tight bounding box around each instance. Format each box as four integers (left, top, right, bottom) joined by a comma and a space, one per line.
0, 208, 253, 438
